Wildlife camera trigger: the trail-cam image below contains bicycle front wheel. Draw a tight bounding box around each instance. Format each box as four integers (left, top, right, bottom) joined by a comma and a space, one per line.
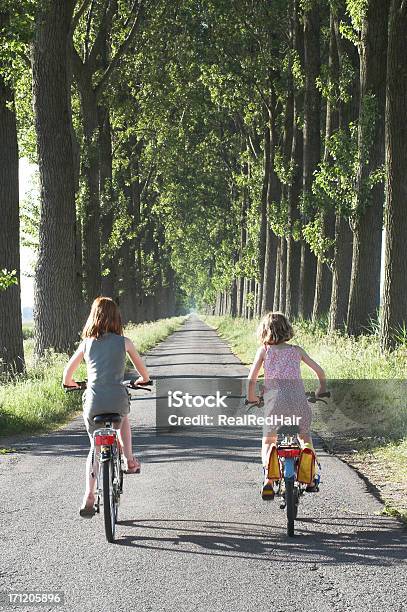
103, 458, 117, 543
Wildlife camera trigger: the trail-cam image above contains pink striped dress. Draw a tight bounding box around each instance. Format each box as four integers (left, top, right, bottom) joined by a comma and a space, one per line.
262, 344, 311, 433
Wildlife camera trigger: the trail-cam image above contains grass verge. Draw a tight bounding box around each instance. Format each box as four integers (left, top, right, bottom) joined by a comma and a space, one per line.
0, 316, 186, 438
203, 314, 407, 521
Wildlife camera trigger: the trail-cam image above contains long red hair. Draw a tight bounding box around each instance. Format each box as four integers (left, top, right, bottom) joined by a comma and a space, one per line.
81, 296, 123, 339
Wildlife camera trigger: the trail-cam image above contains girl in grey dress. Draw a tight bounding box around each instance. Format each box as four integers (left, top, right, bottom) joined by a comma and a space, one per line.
63, 297, 150, 517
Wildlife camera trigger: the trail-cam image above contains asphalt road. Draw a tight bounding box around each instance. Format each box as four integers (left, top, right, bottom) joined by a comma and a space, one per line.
1, 315, 406, 612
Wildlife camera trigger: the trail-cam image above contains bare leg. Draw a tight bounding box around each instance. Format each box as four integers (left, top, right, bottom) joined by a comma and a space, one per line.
118, 415, 133, 461
82, 438, 98, 507
118, 415, 140, 471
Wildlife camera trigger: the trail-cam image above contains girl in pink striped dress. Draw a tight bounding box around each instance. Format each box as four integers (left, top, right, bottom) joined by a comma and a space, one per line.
247, 312, 326, 498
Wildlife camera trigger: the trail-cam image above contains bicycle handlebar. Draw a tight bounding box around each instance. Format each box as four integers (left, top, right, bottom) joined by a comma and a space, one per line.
62, 379, 153, 392
245, 390, 331, 409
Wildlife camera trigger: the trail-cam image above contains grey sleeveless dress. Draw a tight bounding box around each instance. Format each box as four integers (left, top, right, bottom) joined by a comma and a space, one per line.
81, 332, 130, 435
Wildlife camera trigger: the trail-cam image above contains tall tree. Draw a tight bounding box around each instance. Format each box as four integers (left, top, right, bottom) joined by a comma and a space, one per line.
0, 10, 25, 375
380, 0, 407, 351
312, 9, 338, 321
298, 0, 321, 319
347, 0, 390, 335
328, 5, 358, 332
285, 0, 304, 320
32, 0, 79, 357
71, 0, 145, 304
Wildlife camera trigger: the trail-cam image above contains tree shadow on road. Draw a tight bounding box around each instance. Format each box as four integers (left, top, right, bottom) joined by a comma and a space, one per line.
114, 516, 407, 567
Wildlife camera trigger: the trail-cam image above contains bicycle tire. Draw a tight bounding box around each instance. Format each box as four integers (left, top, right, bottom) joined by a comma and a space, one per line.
293, 486, 299, 520
103, 458, 116, 543
285, 477, 295, 537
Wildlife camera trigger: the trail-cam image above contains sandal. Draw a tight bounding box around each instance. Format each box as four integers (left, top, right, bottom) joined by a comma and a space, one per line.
125, 456, 141, 474
261, 481, 275, 500
79, 503, 96, 518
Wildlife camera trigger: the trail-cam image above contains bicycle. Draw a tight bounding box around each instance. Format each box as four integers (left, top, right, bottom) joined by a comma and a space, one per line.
64, 378, 153, 543
245, 390, 330, 537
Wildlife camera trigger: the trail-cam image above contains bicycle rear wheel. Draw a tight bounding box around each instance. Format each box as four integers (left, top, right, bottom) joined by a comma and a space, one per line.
103, 457, 117, 543
285, 477, 295, 537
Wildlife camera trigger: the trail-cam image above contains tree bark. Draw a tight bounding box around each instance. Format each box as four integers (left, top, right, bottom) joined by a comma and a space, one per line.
279, 237, 287, 312
312, 10, 338, 321
329, 215, 353, 331
329, 5, 359, 332
0, 57, 25, 376
99, 105, 116, 298
32, 0, 78, 357
347, 0, 390, 335
262, 105, 280, 314
380, 0, 407, 351
273, 240, 281, 312
298, 0, 321, 319
257, 121, 271, 316
286, 0, 304, 320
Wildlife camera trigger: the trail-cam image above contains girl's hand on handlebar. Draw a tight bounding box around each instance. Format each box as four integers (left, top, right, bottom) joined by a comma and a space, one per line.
62, 379, 79, 389
315, 385, 327, 398
247, 395, 260, 404
134, 376, 151, 386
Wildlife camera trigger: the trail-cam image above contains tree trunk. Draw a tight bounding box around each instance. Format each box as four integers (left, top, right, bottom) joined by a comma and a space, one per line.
80, 87, 101, 304
32, 0, 78, 357
236, 277, 244, 316
99, 105, 116, 298
380, 0, 407, 351
262, 104, 281, 314
329, 215, 353, 331
347, 0, 390, 335
262, 226, 278, 313
0, 63, 25, 376
279, 238, 287, 312
257, 122, 271, 316
329, 5, 359, 332
286, 0, 304, 320
312, 10, 338, 322
273, 240, 281, 311
299, 0, 321, 319
230, 278, 237, 317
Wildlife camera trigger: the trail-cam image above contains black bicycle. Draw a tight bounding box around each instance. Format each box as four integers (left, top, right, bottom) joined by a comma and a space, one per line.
64, 378, 153, 542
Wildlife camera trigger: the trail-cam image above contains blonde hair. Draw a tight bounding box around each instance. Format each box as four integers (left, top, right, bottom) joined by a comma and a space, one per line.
257, 311, 294, 346
81, 296, 123, 339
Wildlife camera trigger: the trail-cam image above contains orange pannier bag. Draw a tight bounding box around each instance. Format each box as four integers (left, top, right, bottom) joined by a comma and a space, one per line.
267, 445, 281, 480
296, 447, 316, 485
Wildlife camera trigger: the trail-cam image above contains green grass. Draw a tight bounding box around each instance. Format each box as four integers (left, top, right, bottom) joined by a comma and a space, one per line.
0, 316, 186, 438
22, 322, 35, 340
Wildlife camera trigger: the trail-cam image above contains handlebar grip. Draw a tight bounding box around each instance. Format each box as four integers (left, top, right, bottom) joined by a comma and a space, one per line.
63, 380, 87, 391
126, 379, 153, 390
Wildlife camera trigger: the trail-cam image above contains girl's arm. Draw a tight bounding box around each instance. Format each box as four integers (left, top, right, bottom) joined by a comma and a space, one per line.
299, 347, 327, 395
125, 337, 150, 383
62, 344, 84, 387
247, 346, 266, 402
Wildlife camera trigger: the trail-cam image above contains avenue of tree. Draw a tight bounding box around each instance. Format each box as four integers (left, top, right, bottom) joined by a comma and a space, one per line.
1, 0, 406, 377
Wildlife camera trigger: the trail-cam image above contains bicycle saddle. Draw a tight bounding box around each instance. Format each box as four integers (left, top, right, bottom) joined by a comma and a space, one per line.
93, 413, 122, 423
